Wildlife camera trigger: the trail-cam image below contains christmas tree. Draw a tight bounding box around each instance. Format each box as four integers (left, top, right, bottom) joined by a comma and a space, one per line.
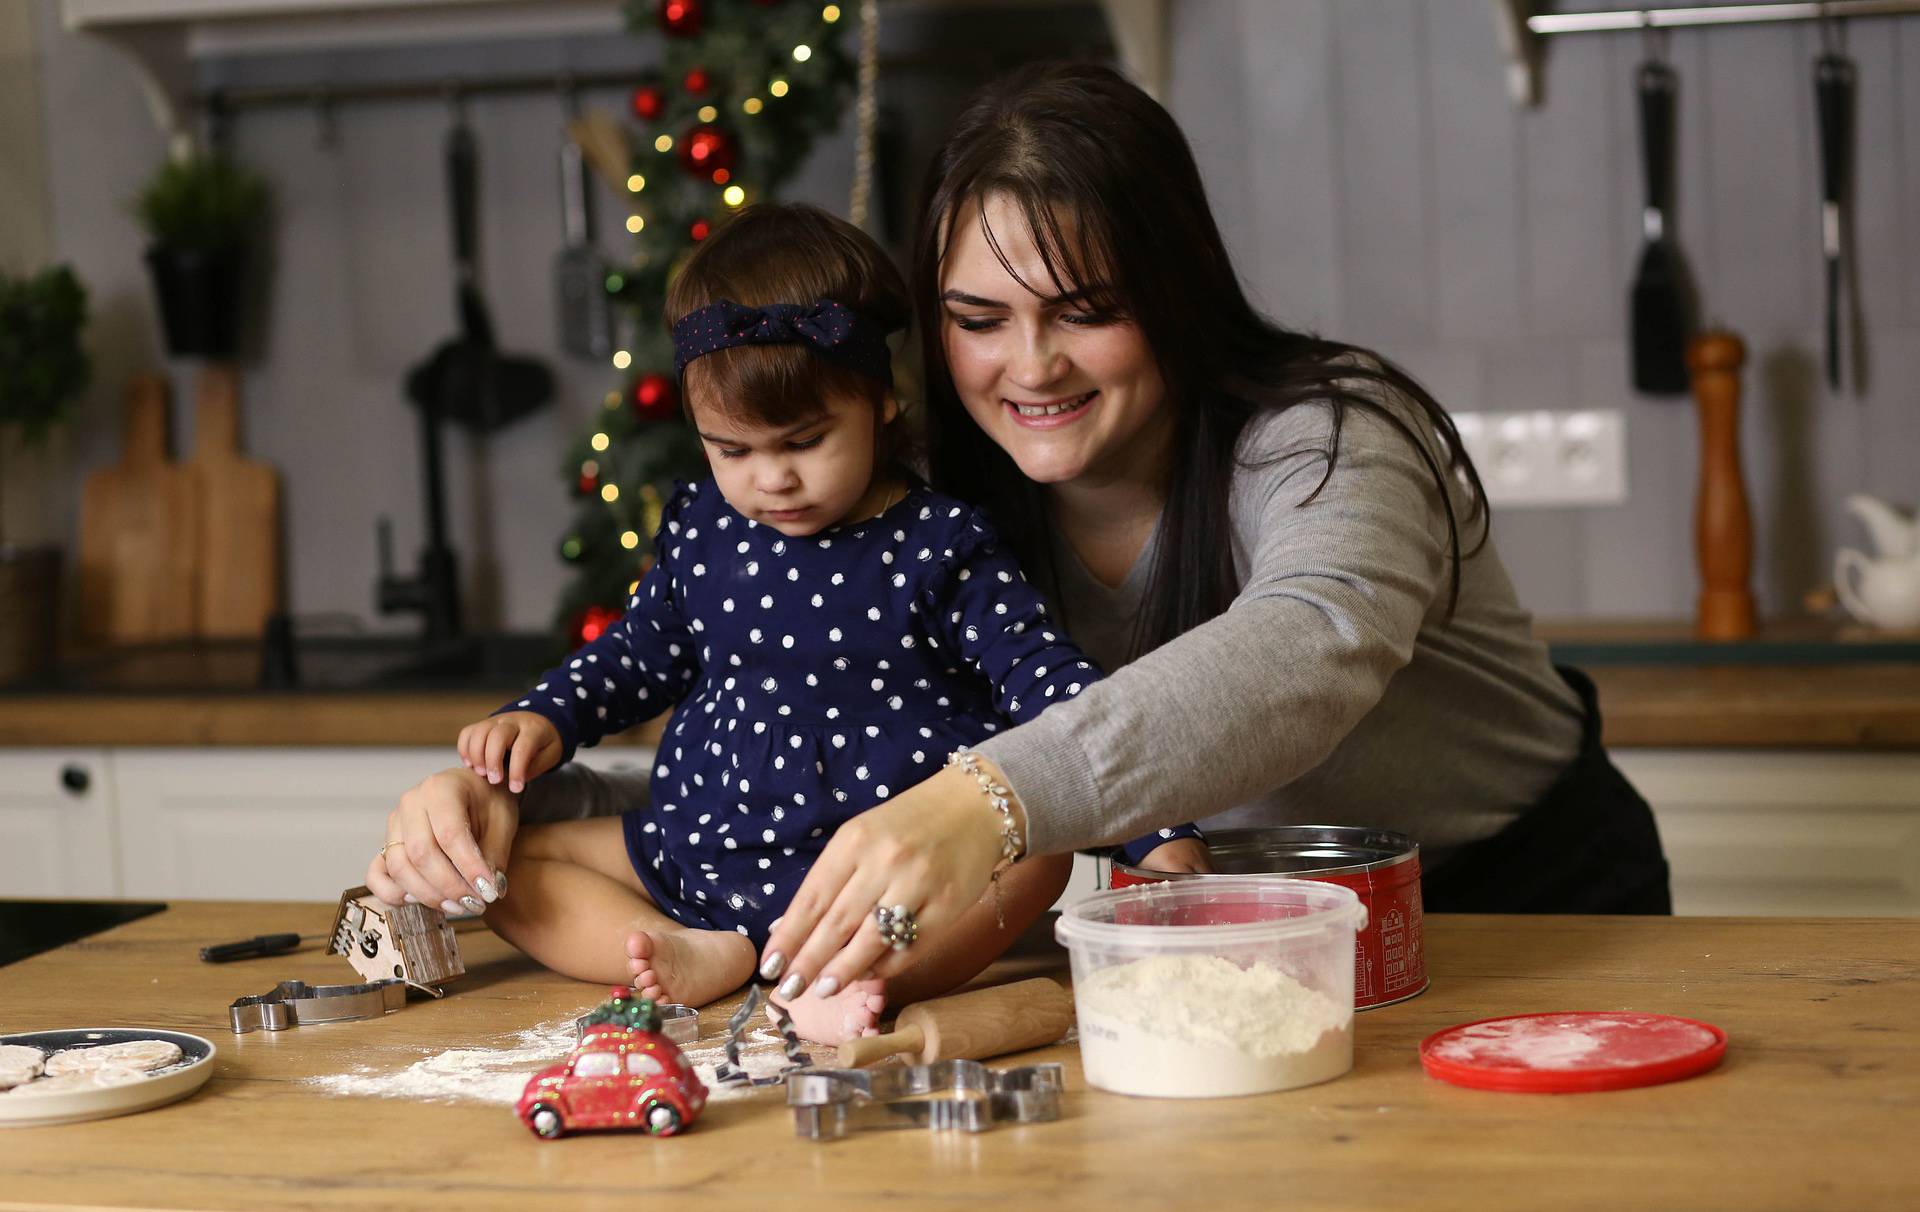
582, 986, 664, 1033
554, 0, 861, 646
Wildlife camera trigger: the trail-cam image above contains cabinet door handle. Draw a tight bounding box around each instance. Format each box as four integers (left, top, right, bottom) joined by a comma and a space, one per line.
60, 764, 91, 794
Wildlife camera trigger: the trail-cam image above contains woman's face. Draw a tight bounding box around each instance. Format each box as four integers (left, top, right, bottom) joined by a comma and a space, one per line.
938, 194, 1171, 492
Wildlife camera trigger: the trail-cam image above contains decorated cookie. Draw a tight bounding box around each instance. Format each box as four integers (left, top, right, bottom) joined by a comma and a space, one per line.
7, 1066, 148, 1095
44, 1039, 183, 1075
0, 1044, 45, 1090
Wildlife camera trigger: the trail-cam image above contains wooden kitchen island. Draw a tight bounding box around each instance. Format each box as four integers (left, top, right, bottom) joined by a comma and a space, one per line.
0, 903, 1914, 1212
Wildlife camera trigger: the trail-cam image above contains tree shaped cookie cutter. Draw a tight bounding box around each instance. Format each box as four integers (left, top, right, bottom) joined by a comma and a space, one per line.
711, 982, 811, 1086
784, 1060, 1066, 1139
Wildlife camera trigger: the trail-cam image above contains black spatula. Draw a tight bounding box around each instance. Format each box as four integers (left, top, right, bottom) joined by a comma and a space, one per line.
1630, 60, 1692, 395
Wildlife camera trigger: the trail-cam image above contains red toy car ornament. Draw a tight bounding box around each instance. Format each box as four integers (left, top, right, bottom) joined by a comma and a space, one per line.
516, 988, 708, 1138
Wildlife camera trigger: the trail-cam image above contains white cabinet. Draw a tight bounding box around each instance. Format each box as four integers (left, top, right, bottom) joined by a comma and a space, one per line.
1615, 749, 1920, 917
0, 749, 121, 899
1, 745, 654, 902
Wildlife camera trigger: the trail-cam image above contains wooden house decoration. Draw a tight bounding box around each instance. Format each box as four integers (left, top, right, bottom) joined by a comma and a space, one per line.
329, 886, 464, 987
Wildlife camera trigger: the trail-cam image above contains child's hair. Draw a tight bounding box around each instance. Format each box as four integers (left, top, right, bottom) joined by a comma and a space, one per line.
667, 202, 911, 460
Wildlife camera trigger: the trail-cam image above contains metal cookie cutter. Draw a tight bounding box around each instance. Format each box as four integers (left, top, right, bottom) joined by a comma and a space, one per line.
712, 982, 812, 1086
786, 1061, 1065, 1140
574, 1003, 701, 1046
228, 979, 411, 1034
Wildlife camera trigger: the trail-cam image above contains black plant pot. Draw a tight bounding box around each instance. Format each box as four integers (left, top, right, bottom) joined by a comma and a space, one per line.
144, 245, 246, 357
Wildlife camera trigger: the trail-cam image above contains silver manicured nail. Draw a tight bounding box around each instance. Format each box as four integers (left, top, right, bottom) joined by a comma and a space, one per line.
777, 973, 806, 1000
813, 975, 841, 998
475, 877, 499, 903
441, 899, 466, 915
460, 896, 485, 915
493, 870, 509, 897
759, 951, 786, 981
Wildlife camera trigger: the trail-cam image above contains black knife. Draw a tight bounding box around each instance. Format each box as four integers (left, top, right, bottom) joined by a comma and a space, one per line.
1814, 48, 1854, 392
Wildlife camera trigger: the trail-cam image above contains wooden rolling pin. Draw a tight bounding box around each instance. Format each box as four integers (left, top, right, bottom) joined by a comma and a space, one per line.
836, 977, 1073, 1068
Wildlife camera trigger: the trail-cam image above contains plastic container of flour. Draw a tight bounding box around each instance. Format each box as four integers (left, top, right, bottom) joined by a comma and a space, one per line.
1055, 877, 1366, 1098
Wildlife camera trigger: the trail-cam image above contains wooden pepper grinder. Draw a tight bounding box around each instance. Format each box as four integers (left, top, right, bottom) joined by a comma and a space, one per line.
1686, 330, 1757, 640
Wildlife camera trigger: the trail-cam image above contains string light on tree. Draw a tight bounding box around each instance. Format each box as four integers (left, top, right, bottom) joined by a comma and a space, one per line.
553, 0, 861, 643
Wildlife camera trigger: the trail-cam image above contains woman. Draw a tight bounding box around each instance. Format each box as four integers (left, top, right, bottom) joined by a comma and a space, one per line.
753, 63, 1667, 1001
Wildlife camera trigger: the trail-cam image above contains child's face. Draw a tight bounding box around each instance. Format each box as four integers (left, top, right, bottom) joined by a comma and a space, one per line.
690, 389, 897, 537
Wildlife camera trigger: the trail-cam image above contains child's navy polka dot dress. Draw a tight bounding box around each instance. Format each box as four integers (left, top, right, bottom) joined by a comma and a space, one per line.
506, 481, 1193, 944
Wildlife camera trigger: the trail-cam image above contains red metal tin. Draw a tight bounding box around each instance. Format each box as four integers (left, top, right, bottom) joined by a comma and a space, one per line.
1110, 826, 1428, 1009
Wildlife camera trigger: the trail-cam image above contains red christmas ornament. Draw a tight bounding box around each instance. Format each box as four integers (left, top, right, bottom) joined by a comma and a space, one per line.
571, 604, 624, 647
656, 0, 703, 36
683, 65, 712, 96
629, 83, 666, 122
630, 372, 680, 422
576, 467, 600, 496
676, 124, 735, 178
689, 219, 711, 242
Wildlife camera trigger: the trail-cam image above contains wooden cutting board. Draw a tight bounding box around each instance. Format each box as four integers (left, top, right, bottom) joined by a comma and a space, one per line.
189, 364, 282, 639
77, 374, 200, 644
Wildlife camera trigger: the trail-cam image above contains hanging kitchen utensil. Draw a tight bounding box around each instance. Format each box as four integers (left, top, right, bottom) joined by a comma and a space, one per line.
404, 106, 555, 433
555, 101, 616, 360
1629, 47, 1693, 396
1814, 29, 1855, 392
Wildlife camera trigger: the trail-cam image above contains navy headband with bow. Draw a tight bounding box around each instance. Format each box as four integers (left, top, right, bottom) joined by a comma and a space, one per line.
671, 298, 894, 387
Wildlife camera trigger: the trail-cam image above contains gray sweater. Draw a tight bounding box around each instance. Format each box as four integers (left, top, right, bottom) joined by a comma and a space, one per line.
975, 386, 1584, 869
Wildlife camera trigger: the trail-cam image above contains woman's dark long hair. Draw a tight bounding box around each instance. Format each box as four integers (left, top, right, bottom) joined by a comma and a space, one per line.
914, 63, 1489, 652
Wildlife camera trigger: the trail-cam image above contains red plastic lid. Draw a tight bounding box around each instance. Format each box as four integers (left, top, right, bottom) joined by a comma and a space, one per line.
1419, 1011, 1726, 1093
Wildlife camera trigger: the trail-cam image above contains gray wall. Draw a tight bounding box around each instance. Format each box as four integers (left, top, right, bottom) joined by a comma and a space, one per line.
24, 0, 1920, 636
1168, 0, 1920, 620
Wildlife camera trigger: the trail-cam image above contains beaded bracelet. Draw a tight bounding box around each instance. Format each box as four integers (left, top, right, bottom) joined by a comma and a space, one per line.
947, 749, 1026, 927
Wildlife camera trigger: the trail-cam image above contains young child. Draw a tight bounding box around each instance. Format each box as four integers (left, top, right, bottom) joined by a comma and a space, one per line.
460, 203, 1205, 1044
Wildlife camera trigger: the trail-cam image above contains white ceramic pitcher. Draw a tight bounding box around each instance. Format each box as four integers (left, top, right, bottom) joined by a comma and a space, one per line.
1835, 494, 1920, 631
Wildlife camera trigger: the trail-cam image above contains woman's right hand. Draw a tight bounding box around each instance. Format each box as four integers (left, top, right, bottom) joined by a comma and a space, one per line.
759, 758, 1016, 999
365, 767, 520, 912
457, 711, 563, 794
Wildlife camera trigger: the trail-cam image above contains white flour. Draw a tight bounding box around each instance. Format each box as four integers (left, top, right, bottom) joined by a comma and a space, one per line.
1074, 954, 1352, 1098
305, 1012, 797, 1107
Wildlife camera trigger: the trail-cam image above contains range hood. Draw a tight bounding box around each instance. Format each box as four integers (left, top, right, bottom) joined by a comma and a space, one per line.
63, 0, 1167, 146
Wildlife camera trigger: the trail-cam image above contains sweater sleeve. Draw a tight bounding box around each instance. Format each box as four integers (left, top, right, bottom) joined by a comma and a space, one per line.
922, 513, 1101, 727
975, 391, 1453, 856
926, 511, 1204, 859
498, 491, 703, 765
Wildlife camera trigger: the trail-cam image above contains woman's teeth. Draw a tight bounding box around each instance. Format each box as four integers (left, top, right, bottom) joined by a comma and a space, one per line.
1014, 392, 1094, 417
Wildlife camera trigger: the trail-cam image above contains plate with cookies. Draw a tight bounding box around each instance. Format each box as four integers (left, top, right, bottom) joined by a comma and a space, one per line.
0, 1028, 216, 1127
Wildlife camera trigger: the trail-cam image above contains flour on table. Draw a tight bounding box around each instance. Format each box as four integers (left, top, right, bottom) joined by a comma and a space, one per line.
306, 1011, 793, 1106
1074, 954, 1352, 1098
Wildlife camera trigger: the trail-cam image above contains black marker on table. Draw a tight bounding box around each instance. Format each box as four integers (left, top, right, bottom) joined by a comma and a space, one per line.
199, 933, 326, 963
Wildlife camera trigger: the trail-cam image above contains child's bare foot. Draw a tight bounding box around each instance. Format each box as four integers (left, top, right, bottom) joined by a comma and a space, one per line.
772, 977, 887, 1046
625, 928, 755, 1007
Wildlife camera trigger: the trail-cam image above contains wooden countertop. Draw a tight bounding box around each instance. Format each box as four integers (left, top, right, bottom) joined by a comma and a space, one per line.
1, 902, 1915, 1212
1, 620, 1915, 748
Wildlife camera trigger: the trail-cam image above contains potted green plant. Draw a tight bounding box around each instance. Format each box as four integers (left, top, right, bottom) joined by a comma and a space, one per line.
134, 151, 267, 357
0, 264, 91, 682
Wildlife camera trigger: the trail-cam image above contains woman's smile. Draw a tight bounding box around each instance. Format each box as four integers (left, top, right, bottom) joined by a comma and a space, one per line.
1007, 390, 1098, 422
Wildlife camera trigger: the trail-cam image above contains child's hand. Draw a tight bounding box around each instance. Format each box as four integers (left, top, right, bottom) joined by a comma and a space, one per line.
457, 712, 562, 793
1134, 837, 1214, 874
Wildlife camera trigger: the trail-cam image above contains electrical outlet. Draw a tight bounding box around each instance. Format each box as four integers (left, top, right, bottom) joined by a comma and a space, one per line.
1451, 409, 1628, 508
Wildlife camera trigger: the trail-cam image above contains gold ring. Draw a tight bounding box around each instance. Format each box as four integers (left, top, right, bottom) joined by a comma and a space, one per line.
377, 841, 405, 861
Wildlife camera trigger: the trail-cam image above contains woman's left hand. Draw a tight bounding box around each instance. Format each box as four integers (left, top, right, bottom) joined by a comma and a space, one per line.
1133, 836, 1214, 874
759, 760, 1011, 998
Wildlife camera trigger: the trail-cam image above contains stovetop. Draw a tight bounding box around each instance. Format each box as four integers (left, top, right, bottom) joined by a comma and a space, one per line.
0, 900, 167, 967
